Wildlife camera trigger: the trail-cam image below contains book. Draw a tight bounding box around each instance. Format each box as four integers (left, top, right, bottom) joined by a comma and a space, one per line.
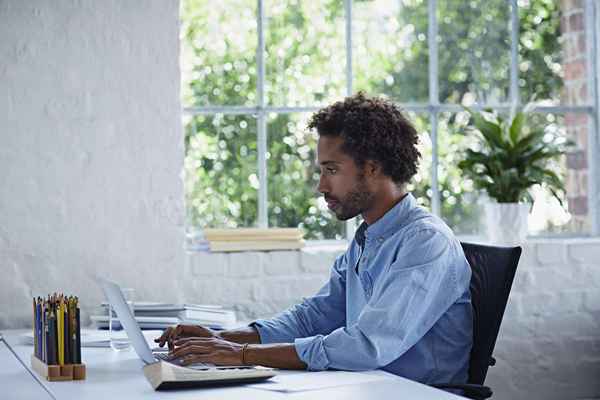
90, 315, 181, 330
90, 315, 232, 330
142, 361, 276, 390
203, 228, 304, 241
98, 302, 237, 326
209, 240, 305, 252
191, 228, 306, 252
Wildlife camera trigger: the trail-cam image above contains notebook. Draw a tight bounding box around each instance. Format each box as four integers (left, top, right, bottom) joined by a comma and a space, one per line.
99, 279, 276, 390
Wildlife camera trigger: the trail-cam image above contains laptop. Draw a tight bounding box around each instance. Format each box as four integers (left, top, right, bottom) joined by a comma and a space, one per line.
99, 279, 276, 387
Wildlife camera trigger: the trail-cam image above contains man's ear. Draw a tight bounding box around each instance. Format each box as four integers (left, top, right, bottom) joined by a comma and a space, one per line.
364, 160, 381, 178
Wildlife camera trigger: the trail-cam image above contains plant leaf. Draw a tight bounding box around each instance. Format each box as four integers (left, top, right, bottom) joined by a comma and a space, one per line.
465, 108, 507, 150
509, 111, 525, 145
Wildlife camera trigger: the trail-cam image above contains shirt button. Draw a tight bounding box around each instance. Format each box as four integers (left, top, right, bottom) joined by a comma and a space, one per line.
378, 237, 384, 243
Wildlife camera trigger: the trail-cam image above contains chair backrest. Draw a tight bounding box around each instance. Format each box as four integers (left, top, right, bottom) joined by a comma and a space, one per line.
461, 242, 521, 385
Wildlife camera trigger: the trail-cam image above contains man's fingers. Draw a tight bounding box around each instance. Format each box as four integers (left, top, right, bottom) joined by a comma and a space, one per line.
181, 353, 211, 366
173, 337, 196, 346
165, 325, 187, 350
155, 327, 174, 347
154, 325, 186, 348
174, 337, 213, 346
159, 327, 172, 345
155, 325, 215, 348
175, 325, 186, 336
170, 344, 209, 359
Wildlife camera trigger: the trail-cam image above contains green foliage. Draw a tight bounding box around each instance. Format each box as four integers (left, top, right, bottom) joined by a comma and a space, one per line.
181, 0, 564, 238
457, 108, 572, 204
518, 0, 562, 101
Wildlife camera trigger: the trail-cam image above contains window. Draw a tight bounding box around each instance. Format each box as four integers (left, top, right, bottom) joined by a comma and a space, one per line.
182, 0, 600, 239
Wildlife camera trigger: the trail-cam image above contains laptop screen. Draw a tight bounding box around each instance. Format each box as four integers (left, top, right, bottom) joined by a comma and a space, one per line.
99, 280, 156, 364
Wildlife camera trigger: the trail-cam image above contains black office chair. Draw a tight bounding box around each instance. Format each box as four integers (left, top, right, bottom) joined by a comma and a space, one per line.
431, 242, 521, 400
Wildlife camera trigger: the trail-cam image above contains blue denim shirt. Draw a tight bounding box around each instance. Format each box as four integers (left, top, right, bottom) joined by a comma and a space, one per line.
253, 193, 473, 384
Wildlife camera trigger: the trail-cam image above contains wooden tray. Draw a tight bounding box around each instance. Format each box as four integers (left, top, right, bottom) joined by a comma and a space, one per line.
31, 355, 86, 381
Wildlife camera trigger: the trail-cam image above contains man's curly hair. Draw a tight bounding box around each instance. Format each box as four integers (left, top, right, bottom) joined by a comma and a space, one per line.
308, 92, 421, 186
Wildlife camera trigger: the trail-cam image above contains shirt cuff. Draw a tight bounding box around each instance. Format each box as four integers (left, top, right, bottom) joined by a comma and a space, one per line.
249, 319, 294, 344
294, 335, 330, 371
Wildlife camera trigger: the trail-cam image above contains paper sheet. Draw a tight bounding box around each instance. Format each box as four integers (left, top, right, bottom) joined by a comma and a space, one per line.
21, 329, 163, 348
247, 370, 397, 393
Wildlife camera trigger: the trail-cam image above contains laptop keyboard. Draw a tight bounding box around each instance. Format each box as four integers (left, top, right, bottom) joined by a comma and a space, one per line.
154, 352, 173, 361
153, 351, 253, 370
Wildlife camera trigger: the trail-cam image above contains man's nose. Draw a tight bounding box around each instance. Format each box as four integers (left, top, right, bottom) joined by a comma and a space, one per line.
317, 175, 329, 194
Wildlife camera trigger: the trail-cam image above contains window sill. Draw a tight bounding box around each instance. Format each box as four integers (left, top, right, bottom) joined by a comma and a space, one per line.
184, 235, 600, 253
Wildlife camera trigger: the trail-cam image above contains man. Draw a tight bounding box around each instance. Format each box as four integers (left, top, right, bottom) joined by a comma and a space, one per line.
156, 92, 473, 384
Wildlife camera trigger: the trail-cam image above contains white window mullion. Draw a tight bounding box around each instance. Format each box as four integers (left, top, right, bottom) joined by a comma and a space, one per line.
344, 0, 357, 239
585, 0, 599, 235
256, 0, 268, 228
509, 0, 520, 110
428, 0, 441, 216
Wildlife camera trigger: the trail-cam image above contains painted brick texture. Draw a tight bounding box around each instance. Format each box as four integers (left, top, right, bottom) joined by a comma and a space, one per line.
0, 0, 185, 328
182, 239, 600, 400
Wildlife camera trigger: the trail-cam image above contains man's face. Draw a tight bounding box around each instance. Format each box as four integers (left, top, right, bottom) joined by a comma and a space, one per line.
316, 136, 374, 221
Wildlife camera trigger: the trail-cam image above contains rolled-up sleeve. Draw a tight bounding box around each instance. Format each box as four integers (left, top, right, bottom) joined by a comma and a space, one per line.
252, 254, 348, 344
294, 229, 467, 371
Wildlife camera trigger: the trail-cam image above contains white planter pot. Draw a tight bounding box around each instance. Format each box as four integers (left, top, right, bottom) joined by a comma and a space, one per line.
484, 202, 529, 246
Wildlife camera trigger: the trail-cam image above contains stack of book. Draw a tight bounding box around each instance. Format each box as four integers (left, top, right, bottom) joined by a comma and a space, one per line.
203, 228, 305, 252
91, 302, 236, 330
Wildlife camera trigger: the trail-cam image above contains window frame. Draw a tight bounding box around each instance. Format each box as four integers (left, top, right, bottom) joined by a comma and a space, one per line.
183, 0, 600, 238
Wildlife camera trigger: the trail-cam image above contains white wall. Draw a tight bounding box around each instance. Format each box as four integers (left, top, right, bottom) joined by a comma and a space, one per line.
0, 0, 185, 327
183, 240, 600, 400
485, 239, 600, 400
183, 245, 340, 319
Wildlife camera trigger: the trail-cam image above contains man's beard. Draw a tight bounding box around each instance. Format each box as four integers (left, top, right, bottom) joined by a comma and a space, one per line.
332, 176, 373, 221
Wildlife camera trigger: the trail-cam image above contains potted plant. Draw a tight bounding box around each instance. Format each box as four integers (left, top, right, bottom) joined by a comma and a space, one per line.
457, 106, 572, 245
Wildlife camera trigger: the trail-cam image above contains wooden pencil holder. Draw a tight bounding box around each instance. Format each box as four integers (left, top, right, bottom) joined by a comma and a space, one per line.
31, 355, 86, 381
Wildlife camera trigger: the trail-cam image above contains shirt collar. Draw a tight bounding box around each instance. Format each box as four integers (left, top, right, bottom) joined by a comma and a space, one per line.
353, 193, 417, 247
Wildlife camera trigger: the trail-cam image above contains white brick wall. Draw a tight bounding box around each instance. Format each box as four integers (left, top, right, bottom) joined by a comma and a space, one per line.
0, 0, 184, 327
181, 240, 600, 400
182, 245, 340, 320
484, 239, 600, 400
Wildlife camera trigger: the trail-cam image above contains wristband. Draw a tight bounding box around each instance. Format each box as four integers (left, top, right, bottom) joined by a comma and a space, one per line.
241, 343, 249, 365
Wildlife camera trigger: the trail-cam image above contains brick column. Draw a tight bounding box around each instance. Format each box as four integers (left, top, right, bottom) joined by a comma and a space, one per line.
561, 0, 590, 232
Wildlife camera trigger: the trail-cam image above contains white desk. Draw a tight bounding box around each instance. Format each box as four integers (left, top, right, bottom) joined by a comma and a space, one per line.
1, 330, 464, 400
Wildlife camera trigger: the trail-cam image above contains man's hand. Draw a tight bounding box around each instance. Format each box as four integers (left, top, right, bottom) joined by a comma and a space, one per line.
154, 324, 216, 350
167, 337, 307, 370
169, 337, 244, 366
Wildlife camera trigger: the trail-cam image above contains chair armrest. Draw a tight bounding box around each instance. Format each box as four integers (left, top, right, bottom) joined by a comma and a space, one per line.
430, 383, 493, 400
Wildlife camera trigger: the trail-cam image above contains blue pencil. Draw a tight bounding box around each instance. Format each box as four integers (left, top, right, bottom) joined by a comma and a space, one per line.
36, 299, 42, 359
33, 299, 37, 359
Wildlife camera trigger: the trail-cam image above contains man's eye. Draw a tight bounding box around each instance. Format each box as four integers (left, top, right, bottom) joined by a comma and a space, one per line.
327, 168, 337, 175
